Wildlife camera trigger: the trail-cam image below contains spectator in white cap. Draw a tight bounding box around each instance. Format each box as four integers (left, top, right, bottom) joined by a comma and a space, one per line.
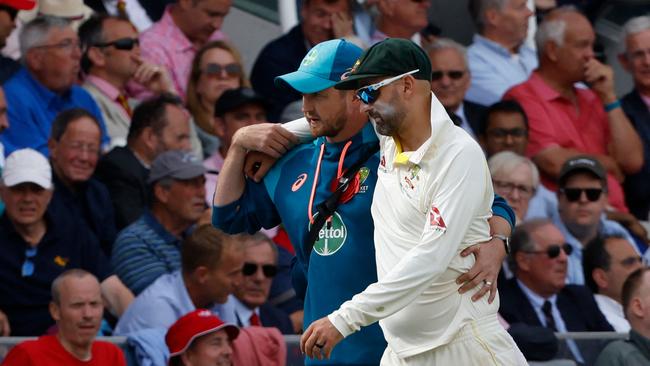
111, 149, 207, 294
166, 308, 239, 366
0, 148, 133, 336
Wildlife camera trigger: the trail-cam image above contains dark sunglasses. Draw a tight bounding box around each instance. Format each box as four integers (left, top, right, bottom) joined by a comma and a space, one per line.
22, 247, 38, 277
524, 243, 573, 259
355, 69, 419, 105
560, 188, 604, 202
94, 37, 139, 51
431, 70, 465, 81
202, 63, 243, 77
242, 262, 278, 278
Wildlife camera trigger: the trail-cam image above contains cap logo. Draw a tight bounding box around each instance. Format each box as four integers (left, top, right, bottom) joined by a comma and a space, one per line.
350, 58, 361, 73
570, 158, 595, 167
181, 153, 198, 163
303, 49, 318, 66
198, 310, 212, 317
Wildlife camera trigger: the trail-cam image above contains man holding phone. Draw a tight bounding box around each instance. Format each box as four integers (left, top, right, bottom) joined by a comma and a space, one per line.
503, 7, 642, 214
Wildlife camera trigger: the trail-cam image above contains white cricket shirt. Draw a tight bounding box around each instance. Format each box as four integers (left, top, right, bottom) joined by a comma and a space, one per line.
329, 94, 498, 358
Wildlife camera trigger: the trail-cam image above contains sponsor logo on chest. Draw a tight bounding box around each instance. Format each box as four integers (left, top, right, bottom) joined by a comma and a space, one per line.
309, 212, 348, 256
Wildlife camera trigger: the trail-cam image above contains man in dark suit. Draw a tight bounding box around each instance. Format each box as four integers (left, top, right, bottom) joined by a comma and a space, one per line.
500, 219, 614, 365
250, 0, 351, 122
95, 93, 191, 229
619, 16, 650, 220
425, 37, 486, 140
231, 232, 294, 335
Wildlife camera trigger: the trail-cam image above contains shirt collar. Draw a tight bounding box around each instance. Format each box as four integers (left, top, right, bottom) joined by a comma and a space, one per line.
640, 91, 650, 110
85, 75, 122, 101
630, 329, 650, 360
517, 278, 557, 307
21, 68, 72, 107
473, 34, 523, 58
160, 5, 194, 53
231, 295, 258, 325
394, 92, 446, 166
142, 210, 191, 243
527, 72, 566, 102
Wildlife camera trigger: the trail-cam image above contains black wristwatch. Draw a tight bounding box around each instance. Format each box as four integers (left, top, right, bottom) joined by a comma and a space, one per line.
493, 234, 510, 254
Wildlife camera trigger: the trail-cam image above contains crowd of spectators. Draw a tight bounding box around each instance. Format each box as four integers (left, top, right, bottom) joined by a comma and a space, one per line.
0, 0, 649, 365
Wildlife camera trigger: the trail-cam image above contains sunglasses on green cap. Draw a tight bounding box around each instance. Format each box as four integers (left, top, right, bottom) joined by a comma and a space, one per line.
355, 69, 419, 105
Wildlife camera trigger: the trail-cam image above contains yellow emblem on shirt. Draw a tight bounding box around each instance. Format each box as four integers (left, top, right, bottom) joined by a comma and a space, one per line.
54, 256, 69, 267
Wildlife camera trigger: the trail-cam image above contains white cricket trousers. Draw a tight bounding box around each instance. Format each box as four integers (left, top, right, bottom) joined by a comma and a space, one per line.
380, 315, 528, 365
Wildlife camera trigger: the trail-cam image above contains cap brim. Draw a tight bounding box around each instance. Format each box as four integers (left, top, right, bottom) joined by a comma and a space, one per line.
3, 175, 51, 190
275, 70, 337, 94
334, 73, 387, 90
169, 323, 240, 357
148, 165, 206, 184
2, 0, 36, 10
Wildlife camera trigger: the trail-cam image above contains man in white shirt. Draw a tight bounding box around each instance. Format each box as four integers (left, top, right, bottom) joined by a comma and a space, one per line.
300, 38, 526, 365
583, 234, 644, 332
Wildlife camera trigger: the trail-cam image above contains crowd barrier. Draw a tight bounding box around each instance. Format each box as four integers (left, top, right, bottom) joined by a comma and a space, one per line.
0, 332, 630, 365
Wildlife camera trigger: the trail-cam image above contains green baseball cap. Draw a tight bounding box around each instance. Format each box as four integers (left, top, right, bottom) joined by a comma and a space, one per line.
335, 38, 432, 90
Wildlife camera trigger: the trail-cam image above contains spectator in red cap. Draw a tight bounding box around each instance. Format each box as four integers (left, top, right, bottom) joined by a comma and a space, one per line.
166, 308, 239, 366
0, 0, 36, 82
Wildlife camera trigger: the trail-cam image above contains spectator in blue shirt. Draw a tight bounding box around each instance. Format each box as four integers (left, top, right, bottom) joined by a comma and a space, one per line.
466, 0, 537, 106
0, 16, 109, 156
114, 225, 243, 335
111, 149, 207, 295
552, 156, 639, 285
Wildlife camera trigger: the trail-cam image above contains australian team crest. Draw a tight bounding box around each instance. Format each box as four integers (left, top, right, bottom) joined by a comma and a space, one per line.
358, 167, 370, 193
303, 48, 318, 66
309, 212, 348, 256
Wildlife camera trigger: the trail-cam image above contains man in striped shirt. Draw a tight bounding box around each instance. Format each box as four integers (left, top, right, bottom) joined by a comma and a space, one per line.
111, 150, 206, 294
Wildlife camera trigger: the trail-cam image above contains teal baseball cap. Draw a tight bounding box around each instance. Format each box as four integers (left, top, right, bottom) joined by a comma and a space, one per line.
275, 39, 363, 94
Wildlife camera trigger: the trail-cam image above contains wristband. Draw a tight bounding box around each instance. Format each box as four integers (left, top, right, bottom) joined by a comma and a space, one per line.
604, 100, 621, 112
493, 234, 510, 254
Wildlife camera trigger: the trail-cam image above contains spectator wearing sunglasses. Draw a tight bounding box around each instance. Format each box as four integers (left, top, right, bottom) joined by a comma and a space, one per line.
186, 40, 248, 158
503, 7, 643, 214
553, 156, 638, 285
425, 37, 486, 140
114, 225, 242, 335
1, 16, 110, 156
79, 14, 177, 149
465, 0, 537, 107
0, 0, 35, 83
230, 233, 294, 334
0, 148, 133, 336
500, 219, 614, 365
583, 234, 644, 333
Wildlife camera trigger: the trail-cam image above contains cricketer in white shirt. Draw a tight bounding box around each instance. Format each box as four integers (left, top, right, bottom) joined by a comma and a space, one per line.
325, 94, 525, 364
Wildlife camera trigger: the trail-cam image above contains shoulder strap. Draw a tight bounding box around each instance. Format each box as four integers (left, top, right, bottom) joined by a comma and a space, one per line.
302, 143, 379, 267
